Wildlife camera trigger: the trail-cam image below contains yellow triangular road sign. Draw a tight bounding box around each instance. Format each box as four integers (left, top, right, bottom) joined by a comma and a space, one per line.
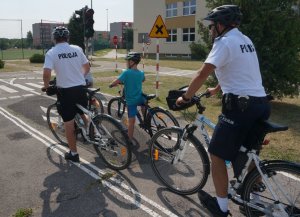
149, 15, 169, 38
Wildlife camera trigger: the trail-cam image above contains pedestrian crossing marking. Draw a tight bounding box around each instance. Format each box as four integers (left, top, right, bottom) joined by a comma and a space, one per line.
0, 85, 18, 93
13, 84, 35, 91
26, 83, 44, 89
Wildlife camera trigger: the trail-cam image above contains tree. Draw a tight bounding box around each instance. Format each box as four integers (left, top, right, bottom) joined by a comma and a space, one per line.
68, 13, 85, 51
26, 31, 33, 48
201, 0, 300, 98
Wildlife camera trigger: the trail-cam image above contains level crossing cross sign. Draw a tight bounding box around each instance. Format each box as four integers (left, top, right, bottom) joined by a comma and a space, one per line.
149, 15, 169, 38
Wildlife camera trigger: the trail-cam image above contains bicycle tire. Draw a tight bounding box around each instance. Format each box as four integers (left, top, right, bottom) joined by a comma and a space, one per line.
91, 114, 132, 170
146, 107, 179, 137
90, 93, 105, 114
107, 97, 126, 120
242, 162, 300, 217
46, 103, 68, 146
149, 127, 210, 195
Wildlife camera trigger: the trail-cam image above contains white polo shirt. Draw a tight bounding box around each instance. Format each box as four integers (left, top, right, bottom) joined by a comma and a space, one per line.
205, 28, 266, 97
43, 42, 88, 88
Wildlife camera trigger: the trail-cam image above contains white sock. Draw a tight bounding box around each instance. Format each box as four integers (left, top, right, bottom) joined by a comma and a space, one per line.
217, 196, 228, 213
71, 151, 78, 156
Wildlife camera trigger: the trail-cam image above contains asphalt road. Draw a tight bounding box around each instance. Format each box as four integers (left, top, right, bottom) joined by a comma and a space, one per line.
0, 71, 243, 217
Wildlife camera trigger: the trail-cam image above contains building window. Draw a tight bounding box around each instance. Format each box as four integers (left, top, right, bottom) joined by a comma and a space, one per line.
183, 0, 196, 15
138, 33, 150, 43
182, 28, 195, 42
166, 29, 177, 42
166, 3, 177, 18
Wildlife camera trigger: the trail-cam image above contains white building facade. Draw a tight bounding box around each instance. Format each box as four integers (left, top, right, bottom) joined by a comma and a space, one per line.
133, 0, 208, 57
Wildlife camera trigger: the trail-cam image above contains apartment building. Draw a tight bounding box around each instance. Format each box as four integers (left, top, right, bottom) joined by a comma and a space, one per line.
133, 0, 208, 57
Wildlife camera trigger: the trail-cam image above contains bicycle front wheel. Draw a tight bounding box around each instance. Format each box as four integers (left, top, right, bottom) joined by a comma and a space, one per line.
107, 97, 126, 120
46, 103, 68, 146
91, 114, 132, 170
149, 127, 210, 195
90, 93, 105, 115
242, 161, 300, 217
147, 107, 179, 137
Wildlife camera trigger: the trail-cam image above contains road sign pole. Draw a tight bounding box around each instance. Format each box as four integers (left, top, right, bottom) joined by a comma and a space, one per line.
142, 35, 145, 70
155, 38, 160, 98
115, 44, 118, 72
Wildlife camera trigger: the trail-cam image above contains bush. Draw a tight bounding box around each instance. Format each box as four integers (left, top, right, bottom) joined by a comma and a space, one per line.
29, 53, 45, 63
0, 59, 4, 68
189, 42, 209, 61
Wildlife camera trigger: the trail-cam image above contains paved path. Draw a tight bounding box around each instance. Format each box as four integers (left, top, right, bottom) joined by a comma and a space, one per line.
92, 50, 198, 78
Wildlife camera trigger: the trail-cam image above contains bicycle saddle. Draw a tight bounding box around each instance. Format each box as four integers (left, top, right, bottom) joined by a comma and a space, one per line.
144, 94, 156, 101
261, 120, 288, 133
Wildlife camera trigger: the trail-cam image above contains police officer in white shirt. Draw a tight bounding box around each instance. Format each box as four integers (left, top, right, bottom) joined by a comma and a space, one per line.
42, 26, 90, 163
176, 5, 270, 217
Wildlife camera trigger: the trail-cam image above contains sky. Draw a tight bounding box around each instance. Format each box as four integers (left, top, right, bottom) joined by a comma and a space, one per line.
0, 0, 133, 39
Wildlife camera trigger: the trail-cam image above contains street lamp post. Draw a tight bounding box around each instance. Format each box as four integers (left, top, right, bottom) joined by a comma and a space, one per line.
125, 22, 129, 53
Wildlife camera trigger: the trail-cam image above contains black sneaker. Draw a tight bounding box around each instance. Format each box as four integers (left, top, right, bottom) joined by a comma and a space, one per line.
198, 190, 231, 217
239, 204, 265, 216
64, 151, 80, 163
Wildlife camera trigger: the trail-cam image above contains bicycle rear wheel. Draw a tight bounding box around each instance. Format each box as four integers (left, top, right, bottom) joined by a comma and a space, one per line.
90, 93, 104, 115
91, 114, 132, 170
149, 127, 210, 195
146, 107, 179, 137
46, 103, 68, 146
242, 161, 300, 216
107, 97, 126, 120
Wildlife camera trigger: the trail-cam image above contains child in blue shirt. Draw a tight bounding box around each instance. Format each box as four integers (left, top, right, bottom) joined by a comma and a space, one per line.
109, 52, 145, 140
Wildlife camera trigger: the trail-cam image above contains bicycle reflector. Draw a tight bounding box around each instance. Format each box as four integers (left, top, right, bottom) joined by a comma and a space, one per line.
263, 139, 270, 145
154, 149, 159, 160
121, 147, 127, 156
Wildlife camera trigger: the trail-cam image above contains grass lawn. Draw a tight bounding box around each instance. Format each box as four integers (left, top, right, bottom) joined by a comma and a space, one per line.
0, 48, 43, 60
93, 69, 300, 163
1, 59, 299, 162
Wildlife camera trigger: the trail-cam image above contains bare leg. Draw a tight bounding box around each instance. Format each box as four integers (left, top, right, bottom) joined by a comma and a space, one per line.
64, 119, 77, 152
211, 154, 228, 197
127, 117, 135, 140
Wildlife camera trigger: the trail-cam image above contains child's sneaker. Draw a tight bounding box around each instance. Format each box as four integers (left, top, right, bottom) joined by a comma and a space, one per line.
64, 151, 80, 163
198, 190, 231, 217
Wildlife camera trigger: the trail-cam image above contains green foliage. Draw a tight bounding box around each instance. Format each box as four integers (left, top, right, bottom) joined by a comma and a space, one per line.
190, 42, 209, 60
13, 208, 33, 217
202, 0, 300, 98
68, 14, 85, 51
0, 59, 5, 68
29, 53, 45, 63
26, 31, 33, 48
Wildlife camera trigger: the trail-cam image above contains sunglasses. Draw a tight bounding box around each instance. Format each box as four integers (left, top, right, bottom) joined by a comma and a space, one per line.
208, 24, 215, 30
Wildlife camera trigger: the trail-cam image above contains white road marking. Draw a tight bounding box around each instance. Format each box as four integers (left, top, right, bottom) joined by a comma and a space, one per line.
26, 82, 44, 88
0, 85, 18, 93
13, 83, 35, 91
0, 107, 179, 217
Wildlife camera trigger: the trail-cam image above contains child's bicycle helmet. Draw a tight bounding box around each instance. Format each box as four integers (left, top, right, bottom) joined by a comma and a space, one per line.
125, 52, 141, 64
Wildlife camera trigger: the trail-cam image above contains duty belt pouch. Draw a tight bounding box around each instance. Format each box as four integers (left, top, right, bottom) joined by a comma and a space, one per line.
222, 93, 234, 112
237, 96, 250, 112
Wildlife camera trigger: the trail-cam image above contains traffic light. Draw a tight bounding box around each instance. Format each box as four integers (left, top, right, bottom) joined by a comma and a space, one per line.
74, 8, 84, 23
85, 8, 95, 38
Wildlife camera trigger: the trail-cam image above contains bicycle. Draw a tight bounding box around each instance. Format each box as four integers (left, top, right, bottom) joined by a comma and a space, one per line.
107, 84, 179, 137
44, 79, 132, 170
148, 92, 300, 217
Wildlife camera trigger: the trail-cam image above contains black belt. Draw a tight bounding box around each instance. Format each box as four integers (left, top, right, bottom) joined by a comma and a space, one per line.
230, 94, 268, 104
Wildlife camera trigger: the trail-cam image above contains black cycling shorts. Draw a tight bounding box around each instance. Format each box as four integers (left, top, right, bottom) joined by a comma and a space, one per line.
57, 85, 88, 122
208, 100, 271, 161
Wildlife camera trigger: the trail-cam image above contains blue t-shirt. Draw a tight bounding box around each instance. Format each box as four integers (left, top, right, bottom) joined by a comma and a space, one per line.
118, 69, 145, 105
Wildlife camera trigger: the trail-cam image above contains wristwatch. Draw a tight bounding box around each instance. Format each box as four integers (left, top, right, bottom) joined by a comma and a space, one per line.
182, 94, 190, 102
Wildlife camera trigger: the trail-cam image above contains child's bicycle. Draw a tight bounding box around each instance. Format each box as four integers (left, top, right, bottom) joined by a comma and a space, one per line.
44, 79, 132, 170
148, 90, 300, 216
107, 84, 179, 137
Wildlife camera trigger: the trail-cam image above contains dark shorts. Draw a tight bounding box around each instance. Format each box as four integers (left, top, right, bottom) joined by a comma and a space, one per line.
57, 85, 88, 122
208, 95, 271, 161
